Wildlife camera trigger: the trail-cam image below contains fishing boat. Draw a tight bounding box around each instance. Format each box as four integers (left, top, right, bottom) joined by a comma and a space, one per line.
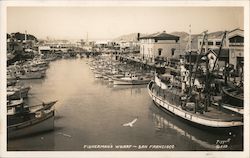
94, 70, 103, 78
220, 84, 243, 115
16, 69, 45, 80
147, 78, 243, 128
7, 79, 17, 86
113, 73, 151, 85
222, 85, 243, 107
147, 31, 243, 129
7, 100, 57, 139
7, 98, 24, 109
7, 86, 31, 100
28, 59, 49, 68
7, 100, 57, 123
7, 71, 17, 86
8, 110, 55, 139
106, 69, 123, 82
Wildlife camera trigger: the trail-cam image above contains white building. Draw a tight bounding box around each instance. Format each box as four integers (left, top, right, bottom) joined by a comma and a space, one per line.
139, 31, 180, 62
197, 31, 227, 50
38, 46, 51, 54
228, 29, 244, 70
197, 29, 244, 70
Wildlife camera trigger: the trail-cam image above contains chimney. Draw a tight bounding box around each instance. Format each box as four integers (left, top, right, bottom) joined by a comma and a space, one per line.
25, 30, 27, 42
137, 33, 140, 41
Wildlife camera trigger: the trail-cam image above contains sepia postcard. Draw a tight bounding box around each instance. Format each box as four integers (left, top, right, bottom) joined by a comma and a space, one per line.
0, 0, 249, 158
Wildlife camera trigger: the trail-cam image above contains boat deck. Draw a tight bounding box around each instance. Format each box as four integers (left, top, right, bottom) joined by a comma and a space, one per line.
199, 106, 242, 121
150, 81, 243, 122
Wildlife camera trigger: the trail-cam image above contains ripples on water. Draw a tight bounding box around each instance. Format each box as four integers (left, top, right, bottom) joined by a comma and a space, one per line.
7, 58, 243, 151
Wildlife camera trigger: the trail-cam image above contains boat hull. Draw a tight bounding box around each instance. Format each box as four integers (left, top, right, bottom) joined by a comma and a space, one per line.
222, 87, 243, 107
8, 110, 54, 139
17, 72, 45, 80
7, 80, 17, 86
113, 78, 150, 85
147, 81, 243, 128
94, 73, 103, 78
7, 87, 30, 100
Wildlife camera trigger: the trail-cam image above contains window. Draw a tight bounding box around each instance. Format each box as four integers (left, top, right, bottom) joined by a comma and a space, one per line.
171, 48, 176, 56
158, 48, 162, 56
216, 42, 221, 46
229, 36, 244, 43
208, 41, 213, 45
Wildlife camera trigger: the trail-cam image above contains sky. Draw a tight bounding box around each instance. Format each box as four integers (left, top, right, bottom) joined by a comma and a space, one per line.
7, 7, 244, 40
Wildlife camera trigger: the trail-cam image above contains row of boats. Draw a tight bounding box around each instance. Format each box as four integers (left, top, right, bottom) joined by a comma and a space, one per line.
6, 33, 244, 140
7, 57, 58, 139
88, 55, 154, 86
88, 31, 243, 130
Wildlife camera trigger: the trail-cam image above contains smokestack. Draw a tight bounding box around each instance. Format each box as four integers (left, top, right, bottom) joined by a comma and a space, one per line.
25, 30, 27, 42
137, 33, 140, 41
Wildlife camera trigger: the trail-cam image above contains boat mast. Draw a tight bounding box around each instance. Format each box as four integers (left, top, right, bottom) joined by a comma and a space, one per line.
188, 31, 207, 98
192, 30, 207, 85
211, 31, 227, 72
188, 25, 192, 96
205, 31, 227, 111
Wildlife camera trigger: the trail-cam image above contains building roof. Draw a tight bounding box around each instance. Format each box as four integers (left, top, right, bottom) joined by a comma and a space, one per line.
207, 31, 225, 39
229, 28, 244, 33
228, 28, 244, 39
197, 29, 244, 39
139, 31, 179, 41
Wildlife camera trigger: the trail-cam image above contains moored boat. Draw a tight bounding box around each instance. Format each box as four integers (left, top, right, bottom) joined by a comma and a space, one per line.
7, 86, 31, 100
16, 71, 45, 79
147, 79, 243, 128
113, 73, 151, 85
7, 100, 57, 139
7, 79, 17, 86
8, 110, 55, 139
222, 85, 243, 107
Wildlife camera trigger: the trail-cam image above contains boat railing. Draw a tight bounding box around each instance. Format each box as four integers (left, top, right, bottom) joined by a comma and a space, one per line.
8, 110, 54, 129
148, 81, 242, 123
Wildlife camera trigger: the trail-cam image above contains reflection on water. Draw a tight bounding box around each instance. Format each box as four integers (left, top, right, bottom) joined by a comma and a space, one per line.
149, 106, 243, 151
7, 58, 243, 151
7, 130, 55, 151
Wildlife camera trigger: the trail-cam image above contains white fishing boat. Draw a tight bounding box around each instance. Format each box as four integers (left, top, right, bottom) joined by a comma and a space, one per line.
94, 71, 103, 78
113, 73, 151, 85
147, 79, 243, 128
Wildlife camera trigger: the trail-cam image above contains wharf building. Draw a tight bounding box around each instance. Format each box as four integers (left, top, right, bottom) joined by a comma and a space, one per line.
196, 29, 244, 74
138, 31, 180, 64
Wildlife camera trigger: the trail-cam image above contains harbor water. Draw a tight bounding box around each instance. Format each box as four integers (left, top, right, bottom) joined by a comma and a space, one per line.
7, 58, 243, 151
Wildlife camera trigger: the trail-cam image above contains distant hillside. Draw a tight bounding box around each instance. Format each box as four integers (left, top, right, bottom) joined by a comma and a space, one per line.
170, 31, 189, 39
7, 32, 38, 42
170, 31, 190, 52
113, 31, 225, 52
113, 33, 146, 42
